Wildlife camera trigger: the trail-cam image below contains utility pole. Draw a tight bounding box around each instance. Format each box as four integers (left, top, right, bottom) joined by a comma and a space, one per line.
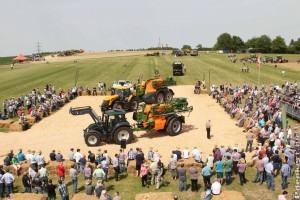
36, 41, 42, 54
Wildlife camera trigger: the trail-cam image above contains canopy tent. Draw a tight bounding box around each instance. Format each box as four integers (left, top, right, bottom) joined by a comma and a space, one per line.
12, 54, 28, 61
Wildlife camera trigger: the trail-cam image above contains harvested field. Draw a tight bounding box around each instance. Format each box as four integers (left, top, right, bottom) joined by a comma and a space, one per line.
0, 85, 250, 165
212, 191, 245, 200
135, 192, 174, 200
71, 193, 98, 200
8, 121, 23, 132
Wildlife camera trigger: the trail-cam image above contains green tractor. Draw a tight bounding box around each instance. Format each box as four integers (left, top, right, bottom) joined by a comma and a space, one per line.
69, 106, 133, 146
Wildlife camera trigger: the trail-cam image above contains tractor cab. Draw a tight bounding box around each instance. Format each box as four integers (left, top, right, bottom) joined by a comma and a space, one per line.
104, 109, 127, 132
172, 61, 185, 76
110, 86, 132, 101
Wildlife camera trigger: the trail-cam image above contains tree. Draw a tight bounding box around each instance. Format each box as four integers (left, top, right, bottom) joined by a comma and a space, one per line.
257, 35, 272, 53
181, 45, 191, 51
271, 36, 287, 53
196, 44, 203, 51
231, 36, 245, 52
213, 33, 232, 51
288, 38, 300, 54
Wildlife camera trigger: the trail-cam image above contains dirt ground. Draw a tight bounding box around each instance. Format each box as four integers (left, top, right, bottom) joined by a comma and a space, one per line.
43, 51, 154, 63
0, 85, 250, 163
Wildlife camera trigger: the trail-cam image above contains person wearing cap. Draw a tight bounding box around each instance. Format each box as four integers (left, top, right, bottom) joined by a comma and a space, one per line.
93, 164, 105, 183
237, 158, 247, 186
84, 179, 94, 195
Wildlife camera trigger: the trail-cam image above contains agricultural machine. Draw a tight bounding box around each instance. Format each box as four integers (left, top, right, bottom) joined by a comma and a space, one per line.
190, 50, 199, 56
133, 98, 193, 136
69, 106, 133, 146
172, 61, 186, 76
70, 97, 193, 146
101, 86, 138, 112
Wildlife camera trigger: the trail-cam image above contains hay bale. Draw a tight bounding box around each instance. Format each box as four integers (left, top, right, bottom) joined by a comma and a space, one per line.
27, 116, 36, 124
72, 193, 97, 200
10, 193, 47, 200
9, 122, 23, 132
177, 158, 202, 170
201, 89, 208, 94
0, 120, 13, 128
135, 192, 174, 200
210, 191, 245, 200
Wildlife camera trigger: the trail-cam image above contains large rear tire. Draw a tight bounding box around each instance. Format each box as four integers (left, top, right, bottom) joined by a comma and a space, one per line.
130, 97, 138, 111
114, 126, 133, 144
156, 92, 164, 104
112, 102, 123, 110
165, 90, 173, 102
84, 130, 101, 146
167, 117, 182, 136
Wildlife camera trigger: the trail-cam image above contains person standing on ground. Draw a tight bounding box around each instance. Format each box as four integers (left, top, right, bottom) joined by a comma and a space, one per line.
224, 156, 233, 185
201, 163, 212, 186
112, 154, 119, 181
0, 169, 14, 195
168, 155, 178, 180
265, 159, 275, 191
140, 162, 149, 187
47, 179, 56, 200
189, 164, 198, 192
253, 156, 264, 185
69, 164, 78, 193
206, 120, 212, 139
237, 158, 247, 186
245, 131, 255, 152
150, 160, 158, 185
57, 162, 65, 181
58, 179, 69, 200
281, 160, 290, 190
215, 158, 224, 185
178, 164, 187, 192
135, 149, 145, 177
22, 172, 31, 193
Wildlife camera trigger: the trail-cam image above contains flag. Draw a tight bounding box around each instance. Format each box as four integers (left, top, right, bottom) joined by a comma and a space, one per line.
257, 53, 261, 68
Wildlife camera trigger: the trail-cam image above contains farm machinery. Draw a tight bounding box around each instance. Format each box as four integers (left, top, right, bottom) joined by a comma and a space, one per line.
172, 61, 186, 76
133, 98, 193, 135
70, 98, 193, 146
101, 86, 138, 112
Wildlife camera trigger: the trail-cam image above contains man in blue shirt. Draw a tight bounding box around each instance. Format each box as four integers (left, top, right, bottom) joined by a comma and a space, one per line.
17, 149, 25, 162
215, 158, 224, 185
281, 161, 290, 190
201, 163, 212, 186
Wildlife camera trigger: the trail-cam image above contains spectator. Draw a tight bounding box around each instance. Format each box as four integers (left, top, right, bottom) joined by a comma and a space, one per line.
69, 164, 78, 193
178, 163, 187, 192
278, 191, 288, 200
118, 149, 126, 173
32, 175, 43, 194
189, 163, 198, 192
150, 159, 158, 186
94, 180, 105, 198
83, 163, 92, 180
93, 164, 105, 182
17, 149, 25, 162
36, 151, 45, 168
112, 154, 119, 181
215, 158, 224, 185
73, 149, 82, 171
135, 149, 144, 177
69, 148, 75, 162
201, 163, 212, 186
168, 154, 177, 180
224, 156, 233, 185
211, 178, 221, 195
88, 150, 95, 164
49, 150, 56, 161
280, 160, 290, 190
58, 179, 69, 200
101, 157, 109, 182
237, 158, 247, 186
57, 162, 65, 181
0, 169, 14, 195
47, 179, 56, 200
201, 184, 212, 200
140, 162, 149, 187
22, 172, 31, 193
56, 151, 63, 162
85, 179, 94, 195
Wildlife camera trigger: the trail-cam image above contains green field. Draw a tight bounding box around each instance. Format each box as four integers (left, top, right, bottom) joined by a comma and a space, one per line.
0, 53, 299, 104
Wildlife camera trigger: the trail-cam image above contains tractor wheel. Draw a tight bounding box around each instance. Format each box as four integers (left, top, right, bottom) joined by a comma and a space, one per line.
156, 92, 164, 104
167, 117, 182, 136
113, 102, 123, 110
114, 126, 133, 144
165, 90, 173, 102
130, 97, 138, 111
84, 130, 101, 147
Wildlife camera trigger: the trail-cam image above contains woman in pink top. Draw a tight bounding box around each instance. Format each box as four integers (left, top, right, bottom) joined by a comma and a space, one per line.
140, 162, 149, 187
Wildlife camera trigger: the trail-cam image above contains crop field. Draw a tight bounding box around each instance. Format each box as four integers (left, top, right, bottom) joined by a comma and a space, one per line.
0, 52, 299, 104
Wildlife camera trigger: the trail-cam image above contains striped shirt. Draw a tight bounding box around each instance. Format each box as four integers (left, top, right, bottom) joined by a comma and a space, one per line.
58, 184, 69, 197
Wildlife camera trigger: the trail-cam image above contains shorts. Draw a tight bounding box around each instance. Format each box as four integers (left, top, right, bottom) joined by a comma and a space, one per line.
136, 164, 141, 171
217, 172, 223, 178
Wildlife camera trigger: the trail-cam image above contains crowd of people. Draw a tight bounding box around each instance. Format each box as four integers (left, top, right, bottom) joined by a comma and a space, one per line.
0, 84, 86, 130
1, 132, 297, 200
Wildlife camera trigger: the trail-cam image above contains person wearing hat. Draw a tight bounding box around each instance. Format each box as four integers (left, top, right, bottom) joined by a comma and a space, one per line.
84, 179, 94, 195
93, 164, 105, 183
237, 158, 247, 186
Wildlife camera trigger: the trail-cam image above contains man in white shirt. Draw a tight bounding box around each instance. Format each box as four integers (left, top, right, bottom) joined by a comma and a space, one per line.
211, 178, 221, 195
73, 149, 83, 171
0, 169, 15, 195
182, 147, 189, 159
287, 126, 292, 145
191, 147, 200, 158
278, 131, 284, 140
265, 159, 275, 191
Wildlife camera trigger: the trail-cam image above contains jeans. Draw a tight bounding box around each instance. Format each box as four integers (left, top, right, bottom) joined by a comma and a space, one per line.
239, 172, 246, 185
266, 173, 274, 190
35, 186, 42, 194
281, 175, 288, 189
119, 160, 125, 173
203, 175, 211, 186
25, 186, 31, 193
179, 180, 187, 191
206, 128, 210, 139
0, 183, 4, 198
40, 177, 48, 192
253, 171, 264, 185
76, 162, 81, 172
62, 195, 69, 200
233, 161, 238, 174
72, 177, 78, 193
225, 171, 232, 184
245, 140, 253, 152
114, 167, 119, 181
103, 168, 108, 182
170, 169, 177, 179
191, 179, 198, 191
142, 175, 148, 187
6, 183, 13, 195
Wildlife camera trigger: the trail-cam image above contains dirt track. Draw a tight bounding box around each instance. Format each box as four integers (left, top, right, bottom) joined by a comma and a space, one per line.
0, 85, 249, 163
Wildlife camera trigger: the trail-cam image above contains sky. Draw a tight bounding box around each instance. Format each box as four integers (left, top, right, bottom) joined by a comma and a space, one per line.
0, 0, 299, 56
